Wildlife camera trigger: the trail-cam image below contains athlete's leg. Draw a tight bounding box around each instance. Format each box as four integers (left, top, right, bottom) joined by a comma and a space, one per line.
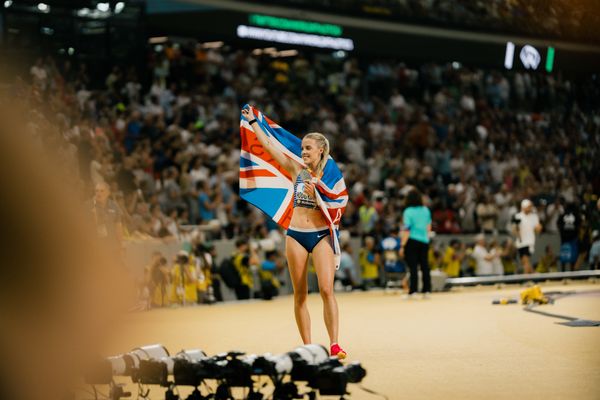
312, 237, 339, 346
286, 236, 311, 344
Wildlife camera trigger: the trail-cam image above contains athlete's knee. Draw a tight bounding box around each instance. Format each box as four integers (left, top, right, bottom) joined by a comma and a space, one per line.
294, 290, 308, 305
318, 284, 334, 299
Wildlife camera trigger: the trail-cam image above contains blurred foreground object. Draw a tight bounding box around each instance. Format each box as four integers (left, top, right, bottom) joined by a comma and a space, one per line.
0, 93, 130, 400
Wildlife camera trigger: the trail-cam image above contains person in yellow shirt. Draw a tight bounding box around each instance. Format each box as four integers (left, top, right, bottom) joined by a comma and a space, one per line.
442, 239, 465, 278
145, 253, 170, 307
232, 238, 259, 300
359, 236, 380, 289
194, 242, 216, 304
500, 238, 518, 275
170, 251, 198, 305
428, 242, 443, 271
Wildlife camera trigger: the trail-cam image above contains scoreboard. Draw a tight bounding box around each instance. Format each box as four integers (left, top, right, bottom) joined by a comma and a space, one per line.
146, 1, 600, 73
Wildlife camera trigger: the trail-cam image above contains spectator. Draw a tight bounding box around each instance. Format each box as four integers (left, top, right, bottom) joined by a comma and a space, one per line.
494, 184, 513, 232
442, 239, 465, 278
336, 243, 358, 291
512, 199, 542, 274
476, 194, 499, 234
557, 202, 581, 271
380, 228, 408, 292
358, 196, 378, 235
472, 234, 498, 276
489, 239, 505, 276
258, 251, 283, 300
30, 58, 48, 90
544, 197, 564, 234
380, 228, 405, 275
90, 181, 124, 253
196, 180, 219, 224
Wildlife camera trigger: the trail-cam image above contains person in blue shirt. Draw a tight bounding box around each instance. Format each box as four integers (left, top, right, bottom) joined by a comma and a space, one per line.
400, 190, 432, 298
381, 228, 405, 271
196, 180, 217, 222
380, 228, 408, 292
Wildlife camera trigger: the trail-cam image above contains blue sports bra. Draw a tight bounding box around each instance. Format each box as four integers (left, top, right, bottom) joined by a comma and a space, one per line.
293, 169, 319, 209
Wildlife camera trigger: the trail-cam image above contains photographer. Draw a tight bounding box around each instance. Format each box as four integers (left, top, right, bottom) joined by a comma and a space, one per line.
232, 238, 259, 300
258, 251, 283, 300
194, 242, 218, 304
144, 252, 170, 308
169, 251, 198, 305
442, 239, 465, 278
359, 236, 380, 289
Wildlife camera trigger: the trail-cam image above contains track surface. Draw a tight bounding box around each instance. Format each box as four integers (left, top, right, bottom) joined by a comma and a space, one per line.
103, 283, 600, 400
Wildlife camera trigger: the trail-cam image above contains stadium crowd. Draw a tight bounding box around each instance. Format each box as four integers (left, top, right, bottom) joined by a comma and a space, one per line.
15, 39, 600, 304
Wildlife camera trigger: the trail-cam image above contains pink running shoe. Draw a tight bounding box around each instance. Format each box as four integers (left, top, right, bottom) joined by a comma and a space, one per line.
330, 343, 347, 359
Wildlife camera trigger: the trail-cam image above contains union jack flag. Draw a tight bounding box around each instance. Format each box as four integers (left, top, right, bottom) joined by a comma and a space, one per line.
239, 105, 348, 264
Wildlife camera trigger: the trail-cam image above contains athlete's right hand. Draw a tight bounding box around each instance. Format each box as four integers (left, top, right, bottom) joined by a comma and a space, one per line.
241, 107, 253, 121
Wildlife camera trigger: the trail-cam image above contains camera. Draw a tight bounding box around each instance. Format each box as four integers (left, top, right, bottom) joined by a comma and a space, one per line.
138, 349, 208, 386
173, 351, 255, 388
288, 344, 329, 381
252, 353, 293, 377
310, 360, 366, 396
85, 344, 369, 400
85, 344, 169, 385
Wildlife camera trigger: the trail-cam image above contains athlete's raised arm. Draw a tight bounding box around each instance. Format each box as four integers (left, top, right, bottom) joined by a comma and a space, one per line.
241, 107, 300, 176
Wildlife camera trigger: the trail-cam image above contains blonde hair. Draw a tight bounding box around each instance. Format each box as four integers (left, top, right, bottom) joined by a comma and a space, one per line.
303, 132, 330, 176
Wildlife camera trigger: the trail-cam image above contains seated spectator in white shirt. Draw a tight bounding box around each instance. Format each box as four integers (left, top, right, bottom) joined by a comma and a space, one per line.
472, 234, 498, 276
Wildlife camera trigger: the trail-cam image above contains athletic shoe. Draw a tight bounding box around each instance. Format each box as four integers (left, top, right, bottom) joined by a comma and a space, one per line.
422, 292, 431, 299
401, 293, 419, 300
330, 343, 347, 359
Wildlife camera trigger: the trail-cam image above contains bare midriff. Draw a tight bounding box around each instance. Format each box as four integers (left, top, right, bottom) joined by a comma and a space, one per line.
290, 207, 328, 230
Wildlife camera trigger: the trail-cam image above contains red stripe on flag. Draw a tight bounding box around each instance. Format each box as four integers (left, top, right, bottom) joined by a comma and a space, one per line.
239, 170, 276, 178
316, 186, 349, 199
